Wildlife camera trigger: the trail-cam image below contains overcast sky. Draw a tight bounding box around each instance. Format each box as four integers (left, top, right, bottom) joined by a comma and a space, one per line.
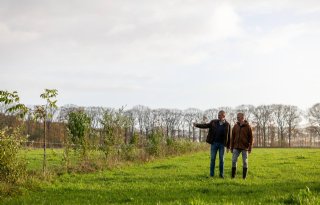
1, 0, 320, 110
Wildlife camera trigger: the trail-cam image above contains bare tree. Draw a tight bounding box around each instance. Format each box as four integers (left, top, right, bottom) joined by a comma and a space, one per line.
57, 104, 79, 123
131, 105, 150, 136
253, 105, 272, 147
183, 108, 202, 141
183, 109, 195, 141
85, 106, 105, 129
285, 105, 301, 147
204, 108, 218, 121
308, 103, 320, 139
170, 109, 183, 139
235, 105, 255, 123
124, 109, 136, 144
271, 104, 288, 147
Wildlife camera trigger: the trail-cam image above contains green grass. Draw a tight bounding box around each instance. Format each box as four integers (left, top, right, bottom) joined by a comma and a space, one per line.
22, 148, 64, 171
2, 148, 320, 204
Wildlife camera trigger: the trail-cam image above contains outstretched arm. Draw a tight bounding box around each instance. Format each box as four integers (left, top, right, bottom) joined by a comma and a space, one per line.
193, 122, 211, 129
248, 126, 253, 153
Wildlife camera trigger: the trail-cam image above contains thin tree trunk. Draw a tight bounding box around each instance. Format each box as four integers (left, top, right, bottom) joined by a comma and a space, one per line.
43, 119, 47, 174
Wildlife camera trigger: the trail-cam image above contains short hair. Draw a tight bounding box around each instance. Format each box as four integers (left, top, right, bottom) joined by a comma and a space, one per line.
218, 110, 226, 116
237, 112, 245, 117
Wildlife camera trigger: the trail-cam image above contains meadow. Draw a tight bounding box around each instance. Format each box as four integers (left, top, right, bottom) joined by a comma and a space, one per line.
1, 148, 320, 205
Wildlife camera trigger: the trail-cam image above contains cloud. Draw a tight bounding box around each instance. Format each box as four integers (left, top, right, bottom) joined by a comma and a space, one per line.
209, 3, 244, 40
1, 0, 320, 109
0, 22, 40, 44
257, 24, 306, 53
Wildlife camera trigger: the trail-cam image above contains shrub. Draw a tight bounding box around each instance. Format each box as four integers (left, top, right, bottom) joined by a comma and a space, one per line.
67, 110, 91, 159
146, 130, 164, 157
0, 127, 27, 184
100, 108, 130, 159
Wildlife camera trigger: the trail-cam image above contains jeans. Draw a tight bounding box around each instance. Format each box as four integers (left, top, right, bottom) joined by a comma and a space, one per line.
232, 149, 248, 168
210, 143, 225, 177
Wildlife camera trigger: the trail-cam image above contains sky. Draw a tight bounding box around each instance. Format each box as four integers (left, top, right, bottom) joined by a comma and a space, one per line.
1, 0, 320, 110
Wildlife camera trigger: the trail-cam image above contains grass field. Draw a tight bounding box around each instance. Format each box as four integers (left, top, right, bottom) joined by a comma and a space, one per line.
1, 148, 320, 204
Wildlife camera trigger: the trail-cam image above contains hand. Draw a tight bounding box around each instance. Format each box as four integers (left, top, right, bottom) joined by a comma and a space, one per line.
227, 148, 230, 153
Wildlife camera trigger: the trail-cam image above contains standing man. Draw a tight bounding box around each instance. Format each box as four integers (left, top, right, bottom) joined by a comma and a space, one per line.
231, 112, 253, 179
193, 110, 231, 178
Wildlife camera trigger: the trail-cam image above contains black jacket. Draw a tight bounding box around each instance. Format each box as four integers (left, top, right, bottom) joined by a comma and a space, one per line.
194, 119, 231, 148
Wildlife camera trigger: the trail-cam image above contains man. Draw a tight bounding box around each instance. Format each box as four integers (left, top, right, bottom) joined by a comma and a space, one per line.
193, 110, 231, 178
231, 112, 253, 179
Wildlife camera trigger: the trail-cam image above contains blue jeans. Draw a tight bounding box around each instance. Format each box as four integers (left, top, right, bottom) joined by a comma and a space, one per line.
232, 149, 248, 168
210, 143, 225, 177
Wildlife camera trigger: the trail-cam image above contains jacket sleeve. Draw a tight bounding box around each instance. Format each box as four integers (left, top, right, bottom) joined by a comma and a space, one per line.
248, 125, 253, 151
230, 125, 235, 150
194, 121, 211, 129
226, 124, 231, 149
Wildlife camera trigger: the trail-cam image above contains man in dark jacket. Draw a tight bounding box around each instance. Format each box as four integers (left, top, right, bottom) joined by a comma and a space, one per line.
231, 112, 253, 179
193, 110, 231, 178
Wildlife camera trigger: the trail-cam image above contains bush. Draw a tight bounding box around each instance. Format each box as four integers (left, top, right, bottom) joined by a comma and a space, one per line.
146, 131, 164, 157
67, 110, 91, 159
119, 144, 139, 161
0, 127, 27, 184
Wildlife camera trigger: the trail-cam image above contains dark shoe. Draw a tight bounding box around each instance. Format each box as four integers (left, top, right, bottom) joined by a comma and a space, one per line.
243, 168, 248, 179
219, 175, 224, 179
231, 167, 236, 178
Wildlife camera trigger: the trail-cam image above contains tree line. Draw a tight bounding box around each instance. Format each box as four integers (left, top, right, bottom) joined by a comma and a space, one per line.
1, 102, 320, 148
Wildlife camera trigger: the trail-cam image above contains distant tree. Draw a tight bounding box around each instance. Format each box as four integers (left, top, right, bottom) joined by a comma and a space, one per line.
308, 103, 320, 145
253, 105, 272, 147
308, 103, 320, 134
285, 105, 301, 147
183, 109, 195, 141
204, 108, 218, 121
235, 105, 255, 123
272, 104, 288, 147
131, 105, 150, 136
124, 109, 136, 144
184, 108, 203, 142
158, 108, 172, 138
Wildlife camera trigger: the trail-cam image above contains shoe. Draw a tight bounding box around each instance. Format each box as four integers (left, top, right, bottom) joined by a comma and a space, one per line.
231, 167, 236, 178
243, 168, 247, 179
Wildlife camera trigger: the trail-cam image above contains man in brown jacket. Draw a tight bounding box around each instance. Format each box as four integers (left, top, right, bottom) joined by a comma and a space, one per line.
231, 112, 253, 179
193, 110, 231, 178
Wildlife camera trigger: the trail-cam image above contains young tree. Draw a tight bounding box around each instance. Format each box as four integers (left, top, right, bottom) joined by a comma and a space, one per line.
0, 91, 29, 118
34, 89, 58, 173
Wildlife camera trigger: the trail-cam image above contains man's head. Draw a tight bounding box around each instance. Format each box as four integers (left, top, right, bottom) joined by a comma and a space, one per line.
218, 110, 226, 121
237, 112, 245, 123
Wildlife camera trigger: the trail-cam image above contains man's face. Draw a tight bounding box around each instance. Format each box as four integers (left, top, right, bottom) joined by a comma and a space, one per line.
218, 112, 225, 121
237, 114, 244, 122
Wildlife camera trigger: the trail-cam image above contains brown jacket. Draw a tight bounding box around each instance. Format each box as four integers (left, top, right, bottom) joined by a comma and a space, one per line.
194, 120, 231, 148
231, 121, 253, 151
